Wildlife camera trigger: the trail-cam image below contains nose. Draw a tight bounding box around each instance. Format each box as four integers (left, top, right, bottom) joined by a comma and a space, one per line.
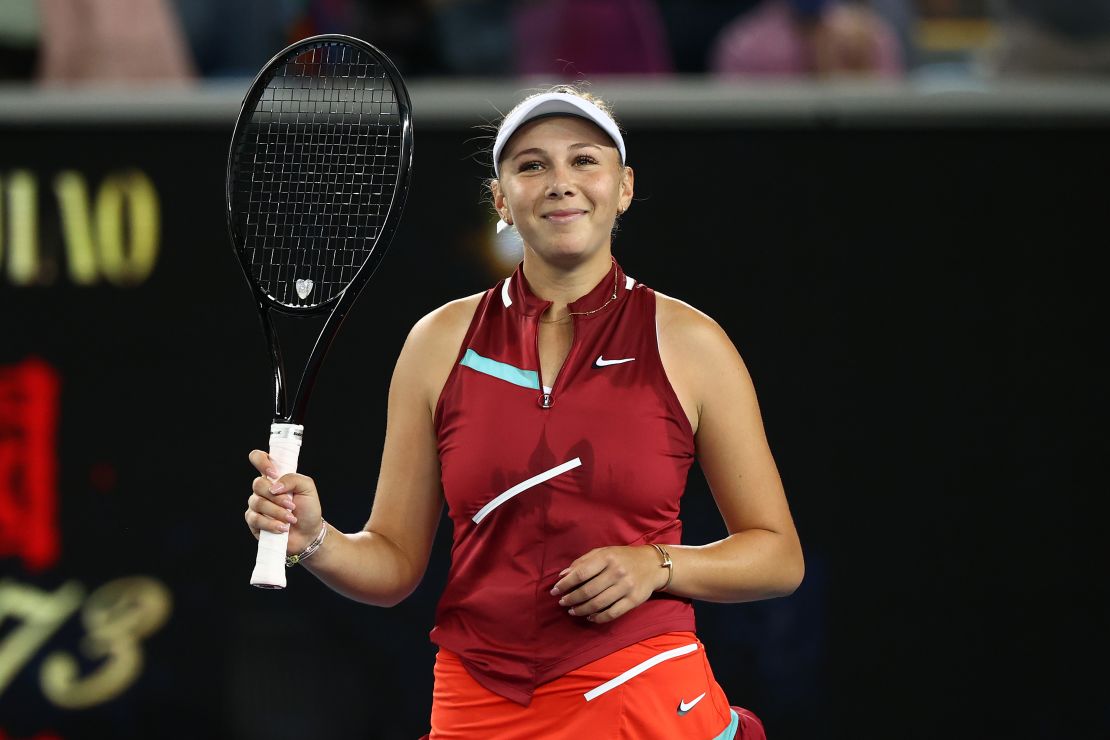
545, 162, 575, 199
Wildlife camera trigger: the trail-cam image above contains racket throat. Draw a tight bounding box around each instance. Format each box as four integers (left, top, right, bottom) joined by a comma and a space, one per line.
263, 308, 292, 421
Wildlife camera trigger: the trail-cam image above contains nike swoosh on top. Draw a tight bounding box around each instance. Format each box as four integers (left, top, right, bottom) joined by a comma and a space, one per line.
594, 355, 635, 367
678, 692, 706, 714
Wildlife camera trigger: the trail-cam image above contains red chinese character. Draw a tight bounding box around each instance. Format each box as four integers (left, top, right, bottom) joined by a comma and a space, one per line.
0, 358, 60, 571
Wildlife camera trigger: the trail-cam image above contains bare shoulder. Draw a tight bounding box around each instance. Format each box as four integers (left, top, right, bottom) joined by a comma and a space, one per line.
394, 292, 484, 413
654, 291, 738, 360
407, 292, 484, 351
654, 291, 747, 433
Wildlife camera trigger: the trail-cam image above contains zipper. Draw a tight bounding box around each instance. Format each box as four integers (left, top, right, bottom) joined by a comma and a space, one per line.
536, 313, 578, 409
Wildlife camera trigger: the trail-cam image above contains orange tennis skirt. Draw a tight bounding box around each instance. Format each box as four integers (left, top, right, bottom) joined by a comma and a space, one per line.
428, 631, 745, 739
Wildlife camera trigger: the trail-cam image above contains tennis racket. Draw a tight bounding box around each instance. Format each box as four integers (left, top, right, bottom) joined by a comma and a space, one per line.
226, 34, 413, 589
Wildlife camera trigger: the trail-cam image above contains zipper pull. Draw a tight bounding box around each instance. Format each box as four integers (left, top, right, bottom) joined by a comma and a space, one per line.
539, 392, 553, 409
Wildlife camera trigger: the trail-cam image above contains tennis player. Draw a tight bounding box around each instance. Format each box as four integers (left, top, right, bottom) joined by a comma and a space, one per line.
245, 85, 803, 739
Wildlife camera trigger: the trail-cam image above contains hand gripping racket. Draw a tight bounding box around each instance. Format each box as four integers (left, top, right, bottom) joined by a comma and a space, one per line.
227, 35, 413, 588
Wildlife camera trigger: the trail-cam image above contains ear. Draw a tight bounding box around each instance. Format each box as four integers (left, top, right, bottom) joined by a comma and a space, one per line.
491, 179, 513, 225
618, 166, 635, 214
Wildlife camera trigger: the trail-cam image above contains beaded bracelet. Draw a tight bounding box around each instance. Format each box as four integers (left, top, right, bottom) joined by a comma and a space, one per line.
286, 520, 328, 567
650, 543, 673, 592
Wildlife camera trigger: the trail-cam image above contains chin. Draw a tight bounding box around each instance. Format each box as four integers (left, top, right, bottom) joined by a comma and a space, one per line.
541, 232, 603, 253
533, 241, 602, 266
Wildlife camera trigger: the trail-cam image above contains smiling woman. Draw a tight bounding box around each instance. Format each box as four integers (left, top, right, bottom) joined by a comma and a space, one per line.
243, 84, 801, 740
490, 93, 633, 283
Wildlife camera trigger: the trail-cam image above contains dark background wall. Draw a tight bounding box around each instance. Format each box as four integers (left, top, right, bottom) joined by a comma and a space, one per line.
1, 93, 1106, 739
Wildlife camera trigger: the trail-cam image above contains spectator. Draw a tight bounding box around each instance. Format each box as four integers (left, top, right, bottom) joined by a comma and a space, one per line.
981, 0, 1110, 77
37, 0, 195, 84
871, 0, 918, 69
179, 0, 440, 79
710, 0, 904, 79
513, 0, 673, 77
173, 0, 301, 78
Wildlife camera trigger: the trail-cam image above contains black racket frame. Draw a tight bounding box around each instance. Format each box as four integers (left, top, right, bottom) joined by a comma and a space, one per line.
226, 34, 413, 426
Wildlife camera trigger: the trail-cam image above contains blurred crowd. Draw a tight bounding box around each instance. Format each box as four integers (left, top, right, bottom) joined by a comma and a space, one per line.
1, 0, 1109, 83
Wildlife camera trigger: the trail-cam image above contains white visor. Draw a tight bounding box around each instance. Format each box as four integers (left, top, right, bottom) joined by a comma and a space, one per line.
493, 92, 626, 178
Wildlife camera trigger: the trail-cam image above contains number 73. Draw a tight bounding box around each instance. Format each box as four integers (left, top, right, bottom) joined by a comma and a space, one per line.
0, 576, 171, 709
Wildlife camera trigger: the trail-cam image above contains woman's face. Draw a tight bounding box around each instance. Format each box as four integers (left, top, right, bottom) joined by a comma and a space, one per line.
493, 115, 633, 266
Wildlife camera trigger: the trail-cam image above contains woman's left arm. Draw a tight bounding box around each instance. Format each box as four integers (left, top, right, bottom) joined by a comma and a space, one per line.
550, 295, 803, 622
658, 295, 804, 603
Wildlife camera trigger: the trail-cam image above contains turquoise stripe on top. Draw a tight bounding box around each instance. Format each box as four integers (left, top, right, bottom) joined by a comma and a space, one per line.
460, 348, 540, 390
711, 709, 740, 740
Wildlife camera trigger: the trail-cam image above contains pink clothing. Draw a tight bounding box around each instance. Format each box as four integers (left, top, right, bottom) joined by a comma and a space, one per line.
37, 0, 194, 83
711, 0, 903, 78
514, 0, 673, 76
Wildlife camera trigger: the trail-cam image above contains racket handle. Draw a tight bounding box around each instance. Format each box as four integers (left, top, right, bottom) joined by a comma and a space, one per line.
250, 422, 305, 589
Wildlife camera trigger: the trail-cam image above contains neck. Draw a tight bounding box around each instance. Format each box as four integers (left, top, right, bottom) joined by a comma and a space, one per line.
521, 250, 614, 317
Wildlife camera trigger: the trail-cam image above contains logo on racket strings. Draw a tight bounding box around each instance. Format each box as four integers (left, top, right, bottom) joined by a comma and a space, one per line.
295, 279, 314, 300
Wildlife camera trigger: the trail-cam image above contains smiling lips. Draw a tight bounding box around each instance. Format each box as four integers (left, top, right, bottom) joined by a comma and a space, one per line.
543, 209, 587, 223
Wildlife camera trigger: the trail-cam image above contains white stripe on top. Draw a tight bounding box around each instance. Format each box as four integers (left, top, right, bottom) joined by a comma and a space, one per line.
472, 457, 582, 524
583, 642, 699, 702
502, 276, 513, 307
625, 274, 635, 290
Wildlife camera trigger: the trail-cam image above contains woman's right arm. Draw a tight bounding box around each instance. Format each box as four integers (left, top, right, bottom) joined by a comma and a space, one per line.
244, 296, 479, 606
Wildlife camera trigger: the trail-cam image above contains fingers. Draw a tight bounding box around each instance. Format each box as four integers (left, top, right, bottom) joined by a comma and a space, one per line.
550, 556, 605, 597
583, 597, 636, 624
562, 581, 620, 618
246, 470, 315, 539
553, 547, 658, 623
558, 563, 627, 613
245, 490, 297, 535
251, 472, 315, 506
244, 504, 289, 537
561, 580, 638, 623
247, 476, 295, 537
248, 450, 279, 479
243, 450, 323, 556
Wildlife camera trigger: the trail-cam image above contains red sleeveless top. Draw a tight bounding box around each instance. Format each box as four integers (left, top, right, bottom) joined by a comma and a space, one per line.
430, 259, 696, 706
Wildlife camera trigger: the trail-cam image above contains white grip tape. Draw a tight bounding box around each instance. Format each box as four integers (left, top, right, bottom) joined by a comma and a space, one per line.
249, 422, 304, 589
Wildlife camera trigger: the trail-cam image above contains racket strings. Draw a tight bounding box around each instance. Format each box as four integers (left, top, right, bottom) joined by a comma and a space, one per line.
232, 42, 404, 308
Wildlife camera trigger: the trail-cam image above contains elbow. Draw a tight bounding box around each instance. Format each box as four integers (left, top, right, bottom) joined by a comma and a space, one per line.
377, 593, 407, 609
781, 546, 805, 596
769, 542, 805, 598
380, 579, 421, 608
362, 580, 416, 608
782, 561, 804, 597
365, 530, 427, 607
378, 563, 429, 608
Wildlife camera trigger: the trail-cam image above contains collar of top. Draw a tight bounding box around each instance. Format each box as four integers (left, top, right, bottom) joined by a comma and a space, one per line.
501, 259, 629, 319
493, 93, 627, 178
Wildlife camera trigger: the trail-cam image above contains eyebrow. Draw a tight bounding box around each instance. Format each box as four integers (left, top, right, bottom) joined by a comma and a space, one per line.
509, 142, 604, 160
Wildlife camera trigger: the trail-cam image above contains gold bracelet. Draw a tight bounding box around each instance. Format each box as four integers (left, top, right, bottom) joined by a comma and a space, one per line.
650, 543, 673, 592
286, 520, 328, 567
